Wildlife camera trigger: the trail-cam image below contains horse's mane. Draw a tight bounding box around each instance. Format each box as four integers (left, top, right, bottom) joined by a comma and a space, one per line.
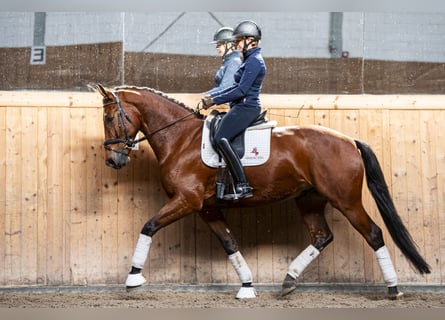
115, 85, 203, 118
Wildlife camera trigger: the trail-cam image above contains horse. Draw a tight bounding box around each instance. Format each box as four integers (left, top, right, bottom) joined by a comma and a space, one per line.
95, 83, 431, 300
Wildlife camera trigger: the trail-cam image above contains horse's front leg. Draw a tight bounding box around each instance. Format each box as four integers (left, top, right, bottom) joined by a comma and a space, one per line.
125, 195, 197, 290
199, 209, 256, 299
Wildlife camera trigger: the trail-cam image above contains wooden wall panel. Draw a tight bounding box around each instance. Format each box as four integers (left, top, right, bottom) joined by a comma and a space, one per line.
420, 111, 442, 284
36, 107, 48, 285
436, 111, 445, 284
46, 108, 65, 284
5, 107, 22, 285
85, 107, 104, 283
0, 107, 5, 285
21, 107, 38, 285
1, 91, 444, 288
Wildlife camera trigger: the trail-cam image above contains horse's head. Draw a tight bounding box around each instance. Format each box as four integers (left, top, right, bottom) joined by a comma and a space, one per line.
96, 83, 142, 169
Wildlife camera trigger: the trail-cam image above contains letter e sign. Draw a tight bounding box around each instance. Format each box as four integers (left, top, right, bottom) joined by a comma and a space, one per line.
30, 46, 46, 65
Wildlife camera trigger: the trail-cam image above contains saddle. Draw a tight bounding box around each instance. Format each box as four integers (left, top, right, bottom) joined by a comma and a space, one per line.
207, 109, 268, 158
201, 110, 276, 168
201, 109, 276, 201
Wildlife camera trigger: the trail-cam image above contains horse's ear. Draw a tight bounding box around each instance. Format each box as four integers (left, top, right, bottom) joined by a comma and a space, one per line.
95, 83, 111, 99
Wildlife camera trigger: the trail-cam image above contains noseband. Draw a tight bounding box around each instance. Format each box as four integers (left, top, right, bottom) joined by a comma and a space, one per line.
103, 90, 201, 154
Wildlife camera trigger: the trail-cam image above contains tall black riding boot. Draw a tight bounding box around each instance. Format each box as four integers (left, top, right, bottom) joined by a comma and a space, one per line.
217, 138, 253, 200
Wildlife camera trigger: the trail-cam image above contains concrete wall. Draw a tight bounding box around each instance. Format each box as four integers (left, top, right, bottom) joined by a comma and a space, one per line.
1, 12, 445, 61
1, 12, 444, 93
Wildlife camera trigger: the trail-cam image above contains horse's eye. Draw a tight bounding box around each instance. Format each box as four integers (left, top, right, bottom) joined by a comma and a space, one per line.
105, 115, 114, 124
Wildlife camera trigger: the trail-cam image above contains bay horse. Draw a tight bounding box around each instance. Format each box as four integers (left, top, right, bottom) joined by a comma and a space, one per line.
96, 83, 430, 300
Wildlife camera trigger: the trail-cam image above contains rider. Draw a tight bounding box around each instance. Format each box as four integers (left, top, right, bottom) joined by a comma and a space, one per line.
204, 26, 243, 95
201, 20, 266, 200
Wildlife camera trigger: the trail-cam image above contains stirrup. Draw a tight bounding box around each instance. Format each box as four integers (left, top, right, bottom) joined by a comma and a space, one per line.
223, 183, 253, 200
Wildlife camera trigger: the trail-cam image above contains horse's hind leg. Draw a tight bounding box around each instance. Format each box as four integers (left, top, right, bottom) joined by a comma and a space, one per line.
281, 190, 333, 296
335, 202, 403, 300
199, 208, 256, 299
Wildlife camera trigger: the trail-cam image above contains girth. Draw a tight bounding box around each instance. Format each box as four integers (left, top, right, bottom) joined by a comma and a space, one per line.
208, 109, 267, 158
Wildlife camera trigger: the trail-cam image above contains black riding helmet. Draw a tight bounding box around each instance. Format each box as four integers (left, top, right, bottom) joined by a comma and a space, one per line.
232, 20, 261, 41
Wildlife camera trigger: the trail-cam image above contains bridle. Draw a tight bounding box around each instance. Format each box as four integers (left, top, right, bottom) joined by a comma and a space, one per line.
102, 91, 147, 155
102, 90, 201, 154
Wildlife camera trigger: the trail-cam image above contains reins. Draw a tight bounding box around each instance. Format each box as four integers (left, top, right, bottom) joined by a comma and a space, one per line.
103, 90, 202, 154
268, 104, 306, 120
145, 107, 200, 138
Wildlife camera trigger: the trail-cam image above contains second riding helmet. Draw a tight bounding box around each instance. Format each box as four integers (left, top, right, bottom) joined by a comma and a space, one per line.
232, 20, 261, 40
211, 27, 234, 43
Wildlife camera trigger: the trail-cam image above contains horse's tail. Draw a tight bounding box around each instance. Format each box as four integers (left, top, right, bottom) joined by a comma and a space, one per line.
354, 139, 431, 274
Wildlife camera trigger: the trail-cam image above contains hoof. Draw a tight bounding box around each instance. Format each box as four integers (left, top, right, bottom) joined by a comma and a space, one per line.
236, 286, 257, 299
389, 292, 404, 300
280, 273, 297, 297
388, 286, 404, 300
125, 273, 146, 291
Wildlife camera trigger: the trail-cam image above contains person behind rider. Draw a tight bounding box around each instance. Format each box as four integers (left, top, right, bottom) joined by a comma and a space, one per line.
201, 20, 266, 200
204, 27, 242, 95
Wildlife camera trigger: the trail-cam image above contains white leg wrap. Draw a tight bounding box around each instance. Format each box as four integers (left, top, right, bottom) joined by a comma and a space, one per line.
131, 234, 152, 269
287, 245, 320, 279
228, 251, 253, 284
375, 246, 398, 287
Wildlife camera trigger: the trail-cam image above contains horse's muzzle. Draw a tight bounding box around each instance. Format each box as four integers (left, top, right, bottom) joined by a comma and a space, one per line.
105, 154, 129, 169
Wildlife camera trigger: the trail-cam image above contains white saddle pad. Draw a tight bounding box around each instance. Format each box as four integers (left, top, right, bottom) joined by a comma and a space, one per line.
201, 121, 277, 168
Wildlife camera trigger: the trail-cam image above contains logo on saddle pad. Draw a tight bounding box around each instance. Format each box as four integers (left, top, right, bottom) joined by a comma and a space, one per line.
201, 112, 276, 168
250, 147, 259, 157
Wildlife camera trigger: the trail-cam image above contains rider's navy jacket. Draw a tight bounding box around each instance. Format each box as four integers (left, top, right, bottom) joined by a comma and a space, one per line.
210, 47, 266, 109
204, 51, 242, 95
